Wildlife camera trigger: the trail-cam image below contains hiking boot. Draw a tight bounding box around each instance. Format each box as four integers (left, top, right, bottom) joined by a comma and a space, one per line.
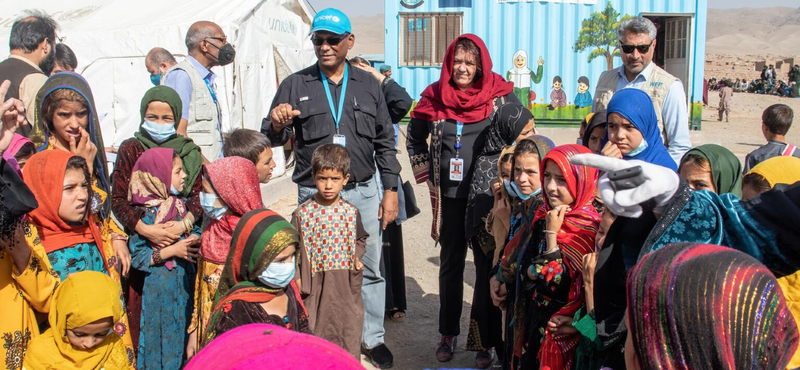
362, 343, 393, 368
436, 335, 457, 362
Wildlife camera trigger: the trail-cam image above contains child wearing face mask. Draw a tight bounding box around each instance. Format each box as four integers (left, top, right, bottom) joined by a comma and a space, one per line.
111, 87, 204, 353
127, 148, 201, 370
187, 156, 265, 357
291, 144, 367, 358
202, 209, 310, 347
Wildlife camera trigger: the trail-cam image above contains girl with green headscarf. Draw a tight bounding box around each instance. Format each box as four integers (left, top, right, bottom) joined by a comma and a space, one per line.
678, 144, 743, 197
110, 86, 205, 350
202, 209, 309, 347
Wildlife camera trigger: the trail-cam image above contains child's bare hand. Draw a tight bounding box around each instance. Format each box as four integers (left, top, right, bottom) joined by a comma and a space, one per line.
601, 141, 622, 159
546, 205, 571, 233
547, 315, 577, 335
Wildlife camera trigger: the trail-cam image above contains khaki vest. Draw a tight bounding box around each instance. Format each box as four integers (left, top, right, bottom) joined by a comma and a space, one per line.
164, 59, 222, 160
593, 65, 678, 145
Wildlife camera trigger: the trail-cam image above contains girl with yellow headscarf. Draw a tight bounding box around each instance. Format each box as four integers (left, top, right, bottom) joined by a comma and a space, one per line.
23, 271, 130, 370
741, 155, 800, 369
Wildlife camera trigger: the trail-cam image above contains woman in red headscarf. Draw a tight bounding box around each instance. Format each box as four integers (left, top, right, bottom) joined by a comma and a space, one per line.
406, 34, 534, 365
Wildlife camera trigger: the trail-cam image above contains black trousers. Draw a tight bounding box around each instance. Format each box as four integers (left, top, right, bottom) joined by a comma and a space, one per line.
466, 231, 504, 355
439, 197, 469, 336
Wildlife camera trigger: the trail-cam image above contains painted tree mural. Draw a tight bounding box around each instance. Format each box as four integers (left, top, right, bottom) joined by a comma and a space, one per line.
573, 2, 631, 70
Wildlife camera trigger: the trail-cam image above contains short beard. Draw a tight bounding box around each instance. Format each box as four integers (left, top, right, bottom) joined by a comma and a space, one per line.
39, 45, 56, 75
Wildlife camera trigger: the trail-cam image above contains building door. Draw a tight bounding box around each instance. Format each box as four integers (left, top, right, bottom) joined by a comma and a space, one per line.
663, 17, 691, 91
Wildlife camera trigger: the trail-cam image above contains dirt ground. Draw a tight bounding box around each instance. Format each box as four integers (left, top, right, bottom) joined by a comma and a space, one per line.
267, 92, 800, 370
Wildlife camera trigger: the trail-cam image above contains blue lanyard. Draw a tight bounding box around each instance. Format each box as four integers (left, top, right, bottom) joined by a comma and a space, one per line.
320, 66, 349, 133
202, 76, 218, 104
454, 121, 463, 157
202, 75, 225, 158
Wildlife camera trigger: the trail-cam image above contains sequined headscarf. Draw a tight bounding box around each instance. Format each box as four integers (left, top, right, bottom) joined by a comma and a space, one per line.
627, 243, 798, 370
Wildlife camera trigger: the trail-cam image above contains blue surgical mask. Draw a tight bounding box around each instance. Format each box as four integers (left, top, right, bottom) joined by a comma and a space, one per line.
200, 191, 228, 220
169, 184, 180, 196
507, 180, 541, 201
150, 74, 161, 86
503, 179, 516, 198
142, 120, 176, 143
258, 256, 296, 288
576, 138, 583, 145
623, 139, 649, 158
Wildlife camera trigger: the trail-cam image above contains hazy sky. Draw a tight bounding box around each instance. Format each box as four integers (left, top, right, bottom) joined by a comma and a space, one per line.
306, 0, 798, 17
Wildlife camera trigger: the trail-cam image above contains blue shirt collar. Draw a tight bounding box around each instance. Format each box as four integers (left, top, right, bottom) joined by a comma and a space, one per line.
188, 55, 215, 83
617, 61, 654, 84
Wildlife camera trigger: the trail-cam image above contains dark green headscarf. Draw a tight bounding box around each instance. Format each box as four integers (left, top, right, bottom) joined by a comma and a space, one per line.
681, 144, 743, 197
134, 86, 203, 197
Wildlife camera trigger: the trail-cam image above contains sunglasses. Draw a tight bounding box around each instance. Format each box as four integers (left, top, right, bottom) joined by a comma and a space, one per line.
311, 33, 349, 46
619, 42, 653, 54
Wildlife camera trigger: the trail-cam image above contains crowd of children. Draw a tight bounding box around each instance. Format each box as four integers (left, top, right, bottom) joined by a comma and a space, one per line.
1, 26, 800, 370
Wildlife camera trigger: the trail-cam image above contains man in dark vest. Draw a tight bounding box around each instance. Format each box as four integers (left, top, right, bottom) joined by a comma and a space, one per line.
0, 10, 59, 136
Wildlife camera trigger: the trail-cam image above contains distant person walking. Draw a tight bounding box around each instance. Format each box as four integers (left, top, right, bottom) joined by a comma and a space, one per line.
718, 80, 733, 122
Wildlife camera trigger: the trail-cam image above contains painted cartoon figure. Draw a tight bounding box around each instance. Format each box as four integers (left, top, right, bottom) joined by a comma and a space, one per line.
507, 50, 543, 108
549, 76, 566, 110
574, 76, 592, 108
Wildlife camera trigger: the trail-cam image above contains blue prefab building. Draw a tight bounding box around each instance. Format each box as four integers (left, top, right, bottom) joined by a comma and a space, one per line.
383, 0, 707, 128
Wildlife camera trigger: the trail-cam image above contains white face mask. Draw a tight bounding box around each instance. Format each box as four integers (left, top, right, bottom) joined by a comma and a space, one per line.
142, 120, 176, 143
258, 256, 296, 288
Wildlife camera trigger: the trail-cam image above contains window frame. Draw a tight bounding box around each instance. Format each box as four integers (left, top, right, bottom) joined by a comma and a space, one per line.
398, 12, 464, 67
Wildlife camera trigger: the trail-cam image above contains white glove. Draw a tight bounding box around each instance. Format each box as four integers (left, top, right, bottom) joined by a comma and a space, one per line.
570, 154, 680, 218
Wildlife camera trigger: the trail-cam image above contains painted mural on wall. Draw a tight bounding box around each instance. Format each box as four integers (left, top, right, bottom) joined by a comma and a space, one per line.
506, 50, 544, 109
573, 1, 631, 70
516, 1, 630, 123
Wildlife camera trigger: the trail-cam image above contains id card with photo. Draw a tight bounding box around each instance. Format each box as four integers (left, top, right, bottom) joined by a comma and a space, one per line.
333, 134, 346, 147
449, 158, 464, 181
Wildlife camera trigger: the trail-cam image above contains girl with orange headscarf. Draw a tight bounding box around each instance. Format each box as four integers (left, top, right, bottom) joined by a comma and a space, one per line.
22, 150, 135, 368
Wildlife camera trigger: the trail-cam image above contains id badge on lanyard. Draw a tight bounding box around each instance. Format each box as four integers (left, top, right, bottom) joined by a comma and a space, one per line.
449, 121, 464, 181
321, 67, 348, 147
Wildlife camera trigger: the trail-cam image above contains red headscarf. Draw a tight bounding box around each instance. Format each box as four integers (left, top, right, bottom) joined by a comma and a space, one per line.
200, 157, 265, 264
23, 150, 105, 256
410, 34, 513, 123
535, 144, 600, 317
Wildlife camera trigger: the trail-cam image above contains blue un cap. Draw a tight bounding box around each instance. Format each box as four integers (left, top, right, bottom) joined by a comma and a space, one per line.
311, 8, 351, 35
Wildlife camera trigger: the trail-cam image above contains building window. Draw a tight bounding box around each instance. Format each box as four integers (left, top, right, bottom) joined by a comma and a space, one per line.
665, 18, 689, 60
399, 12, 463, 67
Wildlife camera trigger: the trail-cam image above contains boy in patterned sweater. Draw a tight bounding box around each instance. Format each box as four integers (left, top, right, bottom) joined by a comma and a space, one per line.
292, 144, 367, 359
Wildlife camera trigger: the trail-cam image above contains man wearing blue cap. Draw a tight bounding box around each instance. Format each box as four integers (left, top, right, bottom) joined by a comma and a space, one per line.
380, 64, 392, 78
261, 8, 398, 368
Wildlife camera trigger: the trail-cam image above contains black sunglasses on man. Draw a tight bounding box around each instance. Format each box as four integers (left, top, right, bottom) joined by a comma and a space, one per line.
310, 32, 350, 46
619, 41, 653, 54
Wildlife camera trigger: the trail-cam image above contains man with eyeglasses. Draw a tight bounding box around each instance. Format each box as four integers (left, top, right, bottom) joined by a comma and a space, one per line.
261, 8, 399, 368
163, 21, 236, 161
592, 16, 691, 165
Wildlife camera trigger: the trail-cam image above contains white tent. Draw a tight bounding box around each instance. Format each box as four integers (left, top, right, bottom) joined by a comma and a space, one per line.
0, 0, 318, 148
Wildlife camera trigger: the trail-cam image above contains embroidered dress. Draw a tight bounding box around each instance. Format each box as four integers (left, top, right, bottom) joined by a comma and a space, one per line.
0, 221, 59, 370
293, 199, 367, 358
